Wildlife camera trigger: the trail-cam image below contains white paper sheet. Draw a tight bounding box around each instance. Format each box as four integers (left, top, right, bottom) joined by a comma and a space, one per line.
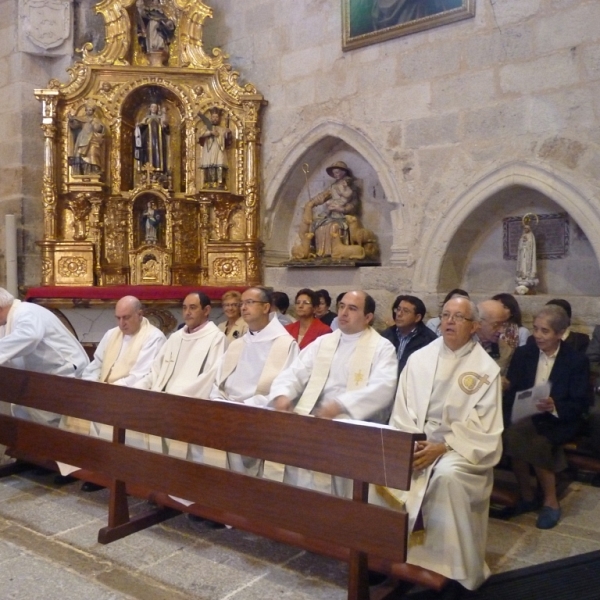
511, 381, 552, 422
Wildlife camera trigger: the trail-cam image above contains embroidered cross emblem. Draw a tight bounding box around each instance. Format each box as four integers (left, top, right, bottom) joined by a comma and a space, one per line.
353, 370, 365, 385
458, 372, 490, 395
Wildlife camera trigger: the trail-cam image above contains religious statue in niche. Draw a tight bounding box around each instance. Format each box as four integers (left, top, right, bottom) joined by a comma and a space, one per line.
135, 0, 176, 66
197, 107, 233, 189
68, 100, 105, 176
134, 101, 170, 177
515, 213, 539, 295
142, 200, 160, 244
290, 161, 380, 263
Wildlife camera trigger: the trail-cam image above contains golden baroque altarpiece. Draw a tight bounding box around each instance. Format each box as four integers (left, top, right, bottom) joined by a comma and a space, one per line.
36, 0, 265, 287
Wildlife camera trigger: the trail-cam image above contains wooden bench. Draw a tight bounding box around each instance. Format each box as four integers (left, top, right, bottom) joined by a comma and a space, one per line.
0, 366, 447, 599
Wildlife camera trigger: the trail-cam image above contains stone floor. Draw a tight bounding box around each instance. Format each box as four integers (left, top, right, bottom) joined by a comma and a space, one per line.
0, 463, 598, 600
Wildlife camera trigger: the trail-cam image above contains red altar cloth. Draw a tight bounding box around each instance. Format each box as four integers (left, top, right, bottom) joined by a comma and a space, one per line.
24, 286, 247, 303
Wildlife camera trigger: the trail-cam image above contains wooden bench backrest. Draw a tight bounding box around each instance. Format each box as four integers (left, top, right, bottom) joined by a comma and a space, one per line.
0, 366, 420, 566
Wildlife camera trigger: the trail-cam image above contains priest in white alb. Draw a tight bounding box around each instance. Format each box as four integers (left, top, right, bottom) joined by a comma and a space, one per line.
373, 296, 503, 594
266, 290, 397, 495
137, 291, 226, 460
80, 295, 166, 443
0, 287, 89, 426
210, 286, 298, 477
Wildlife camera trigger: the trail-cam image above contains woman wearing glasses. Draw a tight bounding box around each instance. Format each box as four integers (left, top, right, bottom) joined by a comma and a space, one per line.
285, 289, 332, 350
218, 290, 248, 344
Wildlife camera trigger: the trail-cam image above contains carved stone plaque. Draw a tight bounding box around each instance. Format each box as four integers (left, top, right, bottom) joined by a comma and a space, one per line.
19, 0, 72, 54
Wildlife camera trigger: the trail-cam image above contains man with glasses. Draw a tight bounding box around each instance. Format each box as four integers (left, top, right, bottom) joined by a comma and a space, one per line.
382, 294, 437, 376
374, 295, 503, 595
478, 299, 512, 380
210, 286, 298, 476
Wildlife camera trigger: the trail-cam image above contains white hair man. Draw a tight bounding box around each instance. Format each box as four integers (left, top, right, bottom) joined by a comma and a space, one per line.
374, 296, 503, 595
265, 290, 398, 495
0, 287, 89, 426
210, 286, 299, 477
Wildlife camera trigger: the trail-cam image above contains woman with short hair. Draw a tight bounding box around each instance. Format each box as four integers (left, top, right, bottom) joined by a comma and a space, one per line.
285, 289, 332, 350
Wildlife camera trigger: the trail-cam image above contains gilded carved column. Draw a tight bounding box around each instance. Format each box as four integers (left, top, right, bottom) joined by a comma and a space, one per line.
35, 89, 60, 241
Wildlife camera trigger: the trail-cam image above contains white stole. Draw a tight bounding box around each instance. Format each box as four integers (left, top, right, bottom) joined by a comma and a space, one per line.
294, 327, 380, 416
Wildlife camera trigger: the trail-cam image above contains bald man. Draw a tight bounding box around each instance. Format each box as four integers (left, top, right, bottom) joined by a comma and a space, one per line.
81, 296, 166, 387
477, 299, 511, 377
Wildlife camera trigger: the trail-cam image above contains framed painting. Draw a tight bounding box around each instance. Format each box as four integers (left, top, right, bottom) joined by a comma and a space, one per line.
342, 0, 476, 51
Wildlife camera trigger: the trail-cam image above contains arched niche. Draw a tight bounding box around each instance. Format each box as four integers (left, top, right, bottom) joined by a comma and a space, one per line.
264, 135, 397, 266
413, 162, 600, 295
440, 186, 600, 296
120, 85, 184, 192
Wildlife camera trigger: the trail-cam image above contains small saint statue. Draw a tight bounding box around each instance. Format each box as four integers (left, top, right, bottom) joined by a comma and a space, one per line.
68, 101, 105, 176
515, 213, 539, 295
143, 200, 160, 244
197, 107, 232, 189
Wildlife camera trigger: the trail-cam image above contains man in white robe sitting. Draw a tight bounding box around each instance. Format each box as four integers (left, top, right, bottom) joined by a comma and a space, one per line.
0, 287, 89, 426
374, 295, 503, 596
210, 286, 298, 477
266, 291, 398, 495
80, 295, 166, 443
137, 291, 226, 460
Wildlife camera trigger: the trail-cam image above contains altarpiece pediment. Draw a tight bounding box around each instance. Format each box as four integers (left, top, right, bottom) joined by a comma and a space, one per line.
35, 0, 265, 288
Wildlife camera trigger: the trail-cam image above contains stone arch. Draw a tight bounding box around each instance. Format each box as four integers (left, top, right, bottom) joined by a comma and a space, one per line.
263, 119, 407, 265
412, 162, 600, 293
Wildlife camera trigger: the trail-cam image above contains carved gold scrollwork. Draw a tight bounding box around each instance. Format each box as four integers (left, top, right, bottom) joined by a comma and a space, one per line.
213, 257, 241, 279
35, 0, 265, 289
81, 0, 135, 66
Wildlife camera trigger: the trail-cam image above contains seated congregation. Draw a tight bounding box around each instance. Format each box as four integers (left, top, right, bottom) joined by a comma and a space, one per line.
0, 284, 598, 599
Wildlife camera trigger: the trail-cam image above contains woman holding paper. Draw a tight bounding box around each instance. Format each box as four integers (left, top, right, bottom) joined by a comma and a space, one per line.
503, 304, 590, 529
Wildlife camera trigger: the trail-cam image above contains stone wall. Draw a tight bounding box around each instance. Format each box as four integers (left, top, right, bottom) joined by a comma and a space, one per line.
0, 0, 72, 286
2, 0, 600, 327
204, 0, 600, 324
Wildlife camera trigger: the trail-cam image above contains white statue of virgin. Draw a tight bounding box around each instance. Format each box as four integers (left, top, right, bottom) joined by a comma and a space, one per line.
515, 213, 539, 295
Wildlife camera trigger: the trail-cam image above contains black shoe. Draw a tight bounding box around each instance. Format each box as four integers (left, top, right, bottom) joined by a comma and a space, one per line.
439, 580, 465, 600
53, 474, 77, 486
81, 481, 105, 492
367, 570, 388, 586
187, 514, 226, 529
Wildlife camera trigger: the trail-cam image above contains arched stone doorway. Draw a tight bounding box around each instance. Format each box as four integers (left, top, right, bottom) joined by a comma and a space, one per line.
413, 162, 600, 296
263, 120, 407, 267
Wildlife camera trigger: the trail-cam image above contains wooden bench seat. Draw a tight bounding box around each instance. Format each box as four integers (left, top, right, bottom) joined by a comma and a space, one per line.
0, 366, 448, 599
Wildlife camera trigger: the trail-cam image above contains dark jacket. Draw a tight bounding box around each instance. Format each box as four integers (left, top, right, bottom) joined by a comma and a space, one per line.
318, 311, 336, 327
505, 342, 590, 445
381, 322, 437, 376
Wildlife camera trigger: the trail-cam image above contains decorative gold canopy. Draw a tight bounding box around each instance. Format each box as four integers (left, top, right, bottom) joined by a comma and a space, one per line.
35, 0, 265, 287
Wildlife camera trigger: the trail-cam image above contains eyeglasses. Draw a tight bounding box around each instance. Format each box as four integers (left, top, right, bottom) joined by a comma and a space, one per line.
440, 312, 474, 323
295, 300, 313, 306
240, 299, 268, 307
222, 303, 240, 309
394, 307, 415, 315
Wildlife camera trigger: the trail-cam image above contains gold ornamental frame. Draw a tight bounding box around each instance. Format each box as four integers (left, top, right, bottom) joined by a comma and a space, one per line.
35, 0, 266, 288
342, 0, 476, 51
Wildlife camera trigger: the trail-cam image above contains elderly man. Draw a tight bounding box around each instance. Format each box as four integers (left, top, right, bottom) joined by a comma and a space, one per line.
478, 299, 512, 380
267, 291, 397, 494
210, 286, 298, 476
0, 287, 89, 426
375, 296, 503, 594
138, 291, 225, 458
80, 295, 165, 439
82, 296, 165, 387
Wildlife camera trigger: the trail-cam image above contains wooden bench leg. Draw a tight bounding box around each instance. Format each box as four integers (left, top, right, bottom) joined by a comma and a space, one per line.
348, 480, 370, 600
98, 479, 180, 544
